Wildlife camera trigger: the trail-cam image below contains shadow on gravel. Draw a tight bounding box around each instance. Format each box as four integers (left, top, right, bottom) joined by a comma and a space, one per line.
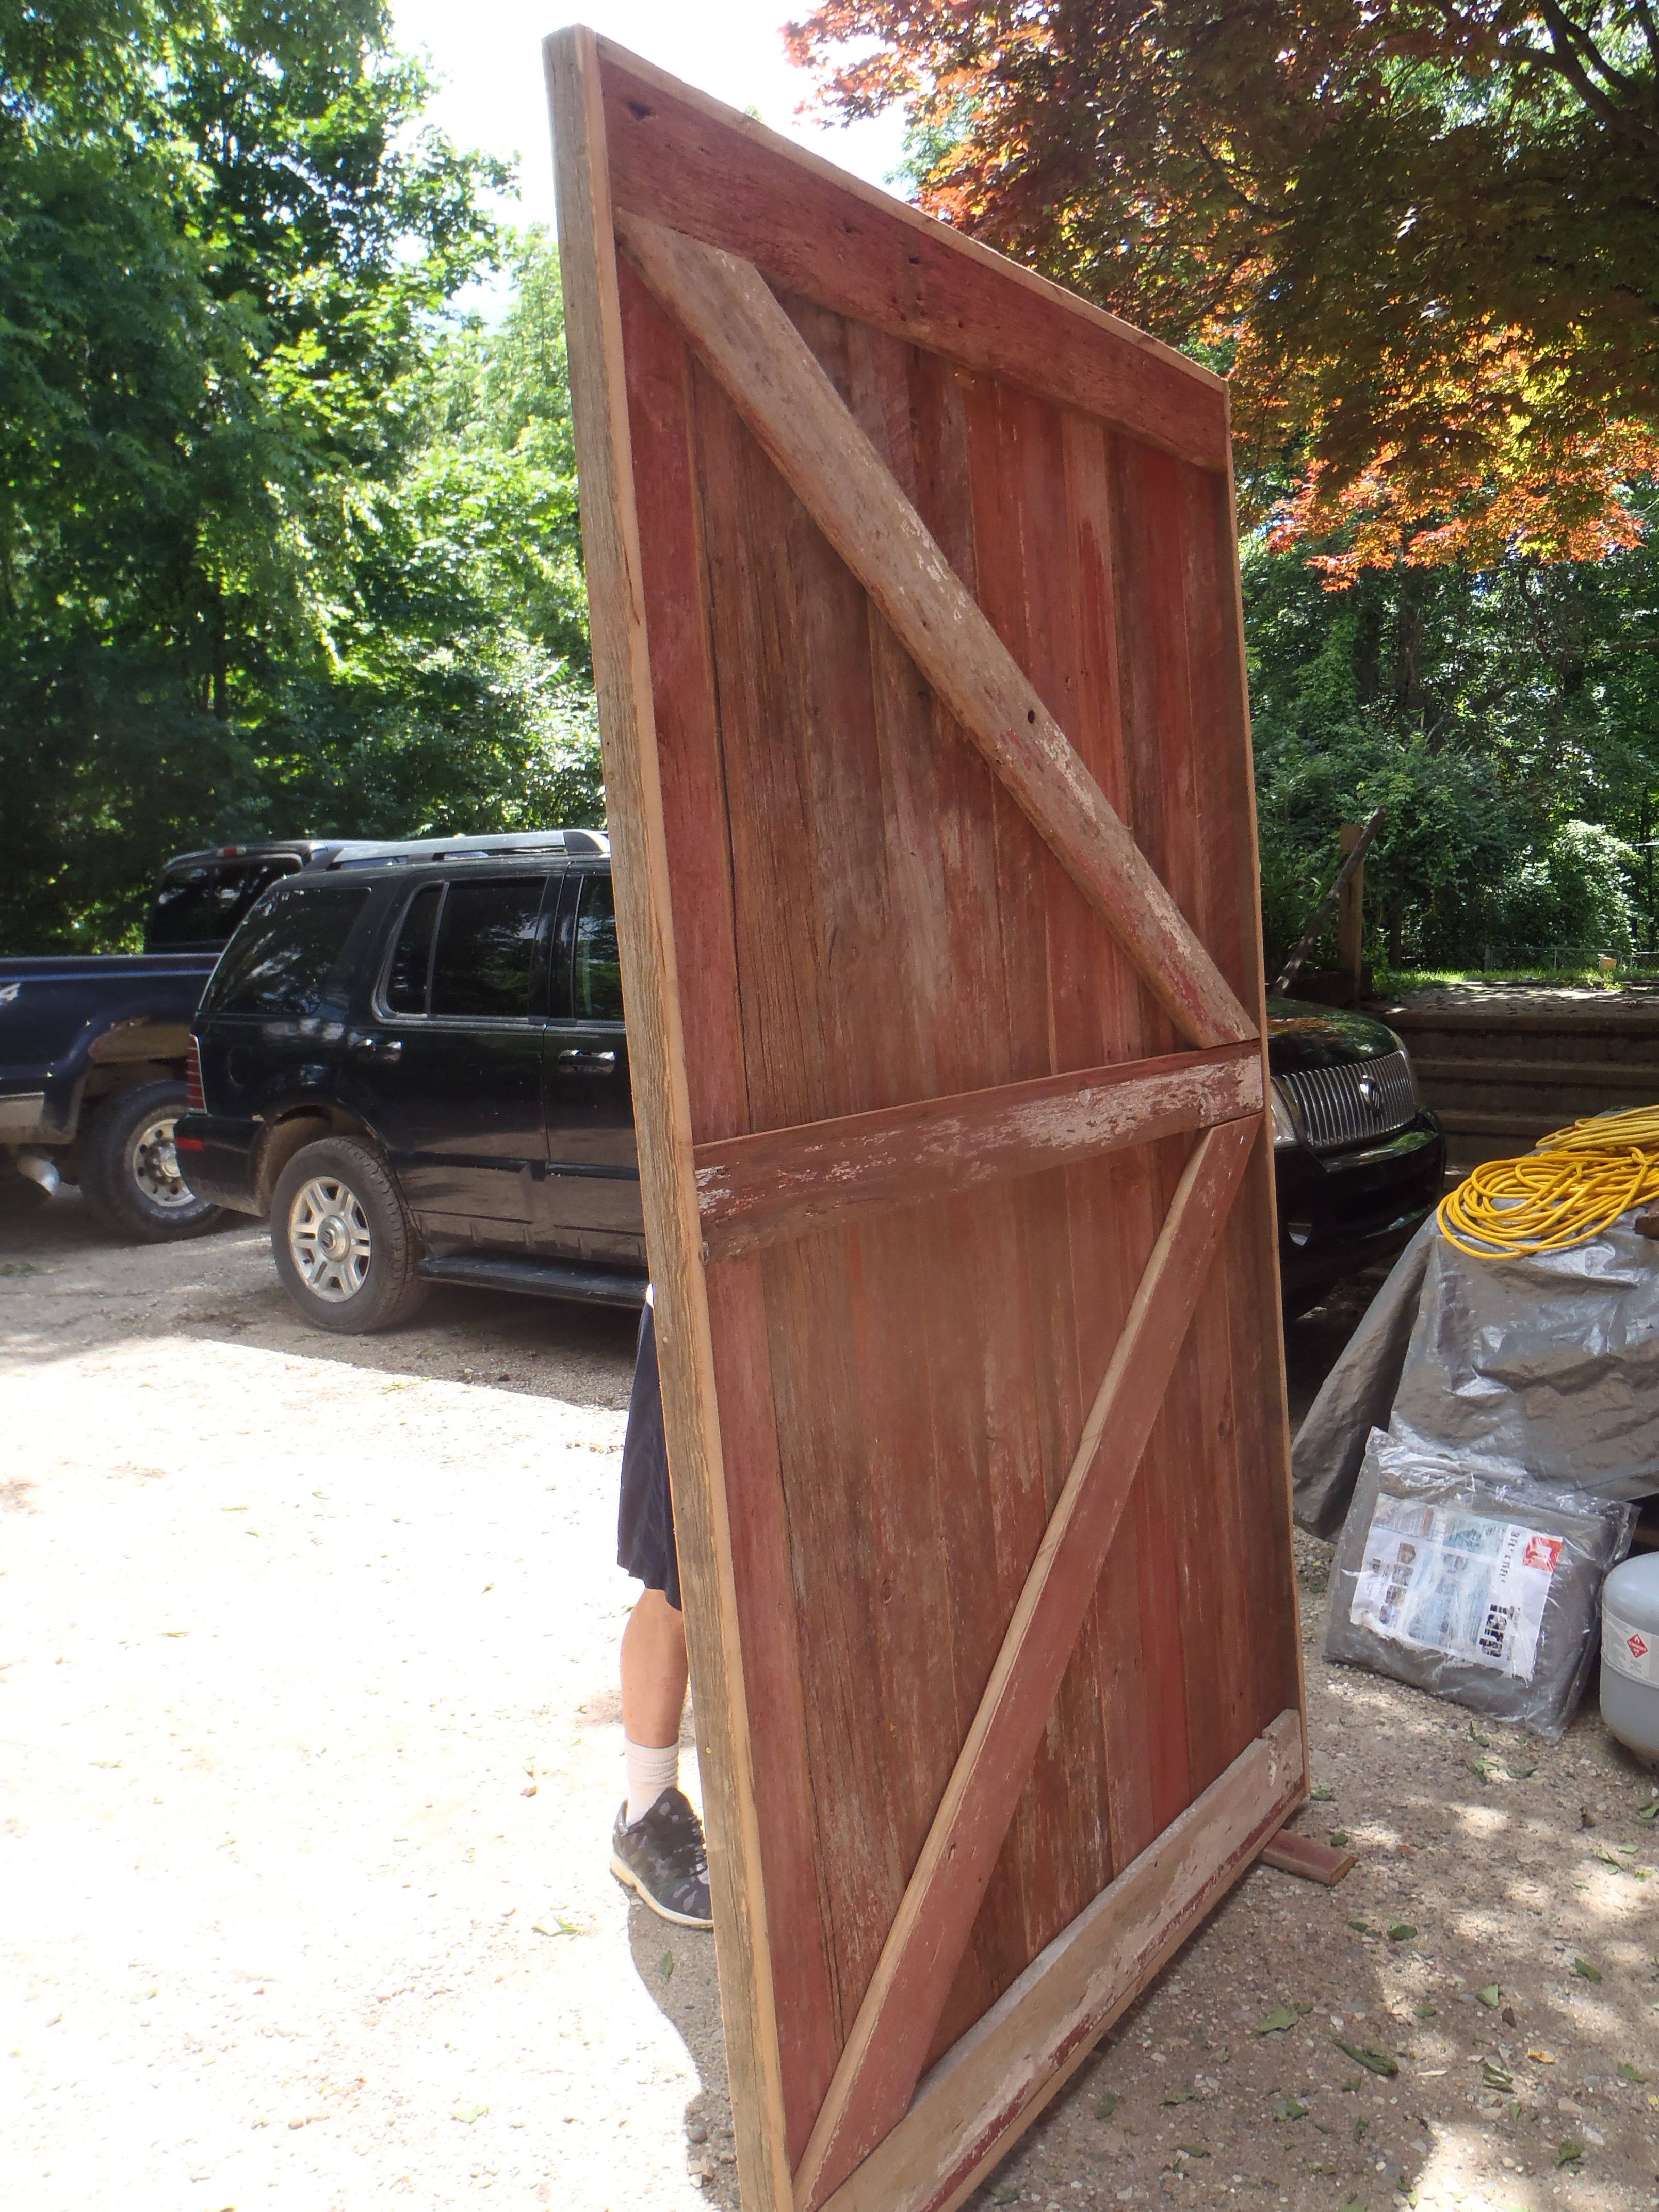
0, 1184, 639, 1407
625, 1896, 736, 2207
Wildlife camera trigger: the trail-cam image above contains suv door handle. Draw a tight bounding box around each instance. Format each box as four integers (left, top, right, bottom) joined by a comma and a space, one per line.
349, 1033, 402, 1062
558, 1048, 616, 1073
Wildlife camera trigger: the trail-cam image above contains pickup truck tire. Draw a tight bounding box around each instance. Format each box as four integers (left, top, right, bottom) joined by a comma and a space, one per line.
80, 1080, 222, 1242
271, 1138, 428, 1334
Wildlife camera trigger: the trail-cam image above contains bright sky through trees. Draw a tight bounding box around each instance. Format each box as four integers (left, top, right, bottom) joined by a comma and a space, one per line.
389, 0, 907, 235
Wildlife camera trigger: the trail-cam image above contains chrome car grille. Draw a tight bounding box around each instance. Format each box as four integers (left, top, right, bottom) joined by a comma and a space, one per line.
1278, 1049, 1419, 1153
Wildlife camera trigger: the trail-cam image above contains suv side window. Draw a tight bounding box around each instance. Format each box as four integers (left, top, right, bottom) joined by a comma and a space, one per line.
573, 873, 623, 1022
429, 877, 546, 1020
383, 884, 441, 1015
205, 885, 371, 1018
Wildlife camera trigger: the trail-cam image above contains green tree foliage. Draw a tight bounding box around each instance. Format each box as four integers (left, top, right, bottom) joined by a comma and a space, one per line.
0, 1, 597, 953
1249, 517, 1659, 970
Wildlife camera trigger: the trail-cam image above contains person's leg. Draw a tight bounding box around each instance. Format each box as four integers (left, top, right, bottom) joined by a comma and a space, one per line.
620, 1587, 688, 1819
611, 1296, 711, 1927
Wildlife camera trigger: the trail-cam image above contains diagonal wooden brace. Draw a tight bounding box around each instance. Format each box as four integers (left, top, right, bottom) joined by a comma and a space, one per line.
791, 1116, 1260, 2211
615, 211, 1256, 1056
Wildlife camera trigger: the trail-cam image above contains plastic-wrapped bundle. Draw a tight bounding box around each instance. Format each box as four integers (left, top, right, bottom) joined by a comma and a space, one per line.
1325, 1429, 1636, 1739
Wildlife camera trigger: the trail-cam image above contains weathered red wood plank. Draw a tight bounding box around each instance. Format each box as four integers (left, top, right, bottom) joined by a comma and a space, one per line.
592, 41, 1230, 473
794, 1117, 1260, 2211
1262, 1830, 1356, 1886
544, 31, 793, 2210
616, 213, 1256, 1055
693, 1045, 1260, 1258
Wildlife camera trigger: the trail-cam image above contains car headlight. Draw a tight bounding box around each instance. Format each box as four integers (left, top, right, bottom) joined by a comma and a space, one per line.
1270, 1080, 1302, 1151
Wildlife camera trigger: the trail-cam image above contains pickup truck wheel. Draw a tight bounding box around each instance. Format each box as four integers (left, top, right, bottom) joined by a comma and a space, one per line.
80, 1081, 222, 1242
271, 1138, 428, 1334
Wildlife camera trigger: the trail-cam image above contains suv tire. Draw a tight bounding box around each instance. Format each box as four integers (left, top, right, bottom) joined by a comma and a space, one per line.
80, 1080, 222, 1242
271, 1137, 428, 1333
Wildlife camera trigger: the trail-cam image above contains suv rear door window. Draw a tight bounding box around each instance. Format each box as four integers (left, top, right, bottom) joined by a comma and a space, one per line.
429, 878, 546, 1020
573, 874, 623, 1021
384, 884, 442, 1015
206, 885, 370, 1017
147, 858, 300, 947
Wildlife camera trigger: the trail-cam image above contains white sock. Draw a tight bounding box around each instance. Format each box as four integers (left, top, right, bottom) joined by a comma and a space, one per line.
624, 1737, 680, 1824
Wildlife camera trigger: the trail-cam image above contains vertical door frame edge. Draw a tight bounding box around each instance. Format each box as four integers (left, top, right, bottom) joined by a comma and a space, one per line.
1220, 426, 1310, 1772
544, 27, 793, 2211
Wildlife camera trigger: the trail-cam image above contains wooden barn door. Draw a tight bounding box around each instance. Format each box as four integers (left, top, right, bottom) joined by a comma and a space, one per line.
546, 31, 1307, 2212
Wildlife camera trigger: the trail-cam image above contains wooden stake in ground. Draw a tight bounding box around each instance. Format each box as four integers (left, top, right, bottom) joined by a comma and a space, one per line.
546, 31, 1306, 2212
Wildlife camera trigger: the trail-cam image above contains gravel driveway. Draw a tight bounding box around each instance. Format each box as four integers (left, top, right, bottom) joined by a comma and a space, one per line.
5, 1197, 1658, 2212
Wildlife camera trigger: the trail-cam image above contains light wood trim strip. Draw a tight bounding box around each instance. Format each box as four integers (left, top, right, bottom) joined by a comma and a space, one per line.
694, 1044, 1263, 1259
793, 1117, 1260, 2210
544, 31, 793, 2212
615, 212, 1256, 1056
819, 1712, 1305, 2212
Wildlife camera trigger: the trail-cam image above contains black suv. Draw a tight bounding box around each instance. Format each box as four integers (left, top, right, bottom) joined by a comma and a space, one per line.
178, 833, 646, 1328
178, 834, 1443, 1331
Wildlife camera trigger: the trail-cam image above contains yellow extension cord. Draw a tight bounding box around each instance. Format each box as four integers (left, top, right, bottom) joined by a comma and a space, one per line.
1436, 1103, 1659, 1257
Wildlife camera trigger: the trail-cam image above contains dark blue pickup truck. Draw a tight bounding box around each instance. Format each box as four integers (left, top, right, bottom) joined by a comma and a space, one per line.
0, 842, 332, 1237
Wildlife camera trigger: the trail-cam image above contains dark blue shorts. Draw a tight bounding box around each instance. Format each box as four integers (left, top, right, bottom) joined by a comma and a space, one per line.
617, 1299, 680, 1611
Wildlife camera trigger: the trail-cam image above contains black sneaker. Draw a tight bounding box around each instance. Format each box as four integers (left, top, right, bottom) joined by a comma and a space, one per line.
610, 1787, 713, 1928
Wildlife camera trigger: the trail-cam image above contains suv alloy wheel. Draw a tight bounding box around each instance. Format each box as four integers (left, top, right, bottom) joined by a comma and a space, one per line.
270, 1136, 428, 1333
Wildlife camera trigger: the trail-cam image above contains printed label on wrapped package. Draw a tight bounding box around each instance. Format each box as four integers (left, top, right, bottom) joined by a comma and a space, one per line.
1602, 1605, 1659, 1686
1349, 1495, 1559, 1680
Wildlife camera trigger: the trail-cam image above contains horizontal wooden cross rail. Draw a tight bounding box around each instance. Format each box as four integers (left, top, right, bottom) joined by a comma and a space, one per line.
615, 210, 1257, 1058
693, 1043, 1263, 1260
793, 1115, 1260, 2210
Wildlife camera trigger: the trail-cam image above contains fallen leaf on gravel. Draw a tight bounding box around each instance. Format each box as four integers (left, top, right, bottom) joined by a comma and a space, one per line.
1340, 2076, 1364, 2093
1618, 2061, 1648, 2084
1161, 2089, 1195, 2105
1502, 2005, 1517, 2025
1580, 1806, 1597, 1828
1348, 1920, 1381, 1938
1468, 1722, 1493, 1745
531, 1916, 579, 1938
1093, 2092, 1118, 2120
1271, 2097, 1309, 2122
1637, 1800, 1659, 1823
1308, 2162, 1339, 2177
1353, 2116, 1370, 2142
1333, 2038, 1398, 2078
1329, 1829, 1349, 1847
1387, 1924, 1417, 1942
1571, 1958, 1603, 1982
1481, 2060, 1515, 2092
1529, 2049, 1555, 2064
1468, 1755, 1504, 1784
1338, 2198, 1367, 2212
1175, 2143, 1209, 2158
1310, 1784, 1335, 1802
452, 2105, 487, 2124
1476, 1984, 1501, 2007
659, 1950, 674, 1980
1252, 2004, 1311, 2035
1412, 2004, 1437, 2020
1556, 2140, 1584, 2166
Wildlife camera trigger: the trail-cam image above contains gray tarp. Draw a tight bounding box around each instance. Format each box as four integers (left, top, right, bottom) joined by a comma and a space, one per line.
1293, 1215, 1659, 1537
